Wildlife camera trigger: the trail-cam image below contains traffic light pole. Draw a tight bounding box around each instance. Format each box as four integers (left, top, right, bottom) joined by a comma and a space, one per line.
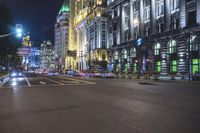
0, 24, 22, 38
0, 32, 15, 38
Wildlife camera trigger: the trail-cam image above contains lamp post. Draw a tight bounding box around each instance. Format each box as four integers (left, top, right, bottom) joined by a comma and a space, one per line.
7, 55, 12, 71
80, 50, 83, 71
134, 18, 141, 79
188, 33, 191, 81
87, 41, 91, 70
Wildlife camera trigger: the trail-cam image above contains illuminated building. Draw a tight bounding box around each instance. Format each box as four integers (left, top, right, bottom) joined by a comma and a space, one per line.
72, 0, 92, 71
40, 41, 55, 71
29, 47, 40, 69
107, 0, 200, 79
19, 33, 32, 71
71, 0, 108, 71
86, 0, 108, 70
65, 0, 91, 70
54, 0, 69, 71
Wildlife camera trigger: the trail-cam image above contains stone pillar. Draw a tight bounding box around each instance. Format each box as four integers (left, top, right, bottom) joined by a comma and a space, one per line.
197, 0, 200, 24
164, 0, 171, 31
130, 2, 134, 39
180, 0, 186, 28
150, 0, 156, 34
139, 0, 144, 37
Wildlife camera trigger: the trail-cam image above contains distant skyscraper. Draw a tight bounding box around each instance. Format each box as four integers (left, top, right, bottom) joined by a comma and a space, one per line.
54, 0, 69, 71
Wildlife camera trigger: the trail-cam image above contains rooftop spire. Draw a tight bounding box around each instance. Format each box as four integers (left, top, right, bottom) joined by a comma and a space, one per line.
59, 0, 69, 14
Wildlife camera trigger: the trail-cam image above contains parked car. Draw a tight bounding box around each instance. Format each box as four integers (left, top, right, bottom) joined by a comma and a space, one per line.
74, 70, 89, 77
100, 71, 114, 78
65, 70, 75, 77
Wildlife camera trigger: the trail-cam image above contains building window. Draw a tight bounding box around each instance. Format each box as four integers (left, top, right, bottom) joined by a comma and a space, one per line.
134, 26, 139, 38
145, 26, 150, 37
122, 49, 127, 59
186, 1, 197, 26
114, 51, 118, 60
171, 18, 179, 30
144, 7, 150, 21
156, 1, 164, 17
130, 48, 137, 58
170, 60, 177, 73
155, 61, 161, 73
168, 40, 176, 54
131, 63, 137, 72
157, 22, 164, 33
190, 36, 199, 51
133, 1, 139, 12
154, 43, 161, 55
192, 59, 200, 74
171, 0, 179, 11
144, 0, 150, 6
125, 29, 129, 41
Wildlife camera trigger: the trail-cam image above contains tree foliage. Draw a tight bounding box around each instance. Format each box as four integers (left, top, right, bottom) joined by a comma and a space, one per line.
0, 1, 21, 66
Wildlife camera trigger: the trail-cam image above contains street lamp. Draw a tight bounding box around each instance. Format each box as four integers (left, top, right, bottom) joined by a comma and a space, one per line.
80, 50, 83, 71
16, 24, 23, 37
134, 18, 141, 79
0, 24, 23, 38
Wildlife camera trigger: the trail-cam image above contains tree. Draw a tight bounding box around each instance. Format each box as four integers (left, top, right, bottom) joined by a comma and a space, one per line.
0, 1, 21, 67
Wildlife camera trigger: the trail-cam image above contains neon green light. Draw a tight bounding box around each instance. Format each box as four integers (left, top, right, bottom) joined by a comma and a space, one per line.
59, 0, 69, 14
155, 61, 161, 73
170, 60, 177, 73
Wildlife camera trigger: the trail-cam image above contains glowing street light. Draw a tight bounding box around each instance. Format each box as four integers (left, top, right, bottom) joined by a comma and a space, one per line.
0, 24, 23, 38
16, 24, 23, 38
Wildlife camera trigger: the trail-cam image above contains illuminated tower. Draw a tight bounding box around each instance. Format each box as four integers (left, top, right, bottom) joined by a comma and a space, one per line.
54, 0, 69, 71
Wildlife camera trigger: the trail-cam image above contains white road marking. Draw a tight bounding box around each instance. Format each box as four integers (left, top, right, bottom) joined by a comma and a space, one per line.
60, 80, 79, 84
42, 77, 64, 85
25, 76, 31, 86
40, 81, 46, 85
64, 77, 96, 85
0, 77, 9, 87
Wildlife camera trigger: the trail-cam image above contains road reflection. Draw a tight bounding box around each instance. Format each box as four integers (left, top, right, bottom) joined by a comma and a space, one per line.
10, 77, 24, 86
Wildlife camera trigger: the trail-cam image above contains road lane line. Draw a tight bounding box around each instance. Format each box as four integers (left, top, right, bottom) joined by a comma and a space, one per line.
63, 77, 96, 85
25, 76, 31, 86
60, 80, 79, 84
42, 77, 64, 85
40, 81, 46, 85
0, 77, 9, 87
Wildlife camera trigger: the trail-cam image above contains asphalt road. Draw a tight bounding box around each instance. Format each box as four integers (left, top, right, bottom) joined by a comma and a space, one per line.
0, 74, 200, 133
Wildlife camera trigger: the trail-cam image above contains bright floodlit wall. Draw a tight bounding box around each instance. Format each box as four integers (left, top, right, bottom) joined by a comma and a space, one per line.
107, 0, 200, 77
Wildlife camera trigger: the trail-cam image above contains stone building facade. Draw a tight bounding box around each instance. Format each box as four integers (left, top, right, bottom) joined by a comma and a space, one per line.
107, 0, 200, 79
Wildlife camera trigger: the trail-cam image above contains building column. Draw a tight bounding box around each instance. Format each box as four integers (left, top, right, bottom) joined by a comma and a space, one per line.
150, 0, 156, 34
121, 6, 125, 42
119, 5, 122, 44
139, 0, 144, 37
180, 0, 186, 28
130, 2, 134, 40
164, 0, 171, 31
197, 0, 200, 24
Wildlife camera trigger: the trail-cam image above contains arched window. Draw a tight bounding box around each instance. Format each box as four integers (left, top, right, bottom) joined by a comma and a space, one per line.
130, 48, 137, 58
190, 36, 199, 51
121, 49, 127, 59
153, 43, 161, 55
168, 40, 176, 54
114, 51, 118, 60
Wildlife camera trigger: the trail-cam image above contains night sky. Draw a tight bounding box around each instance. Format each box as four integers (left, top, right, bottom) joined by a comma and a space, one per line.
4, 0, 64, 45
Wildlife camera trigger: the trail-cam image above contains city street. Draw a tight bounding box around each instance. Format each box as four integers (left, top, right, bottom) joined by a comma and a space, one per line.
0, 74, 200, 133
